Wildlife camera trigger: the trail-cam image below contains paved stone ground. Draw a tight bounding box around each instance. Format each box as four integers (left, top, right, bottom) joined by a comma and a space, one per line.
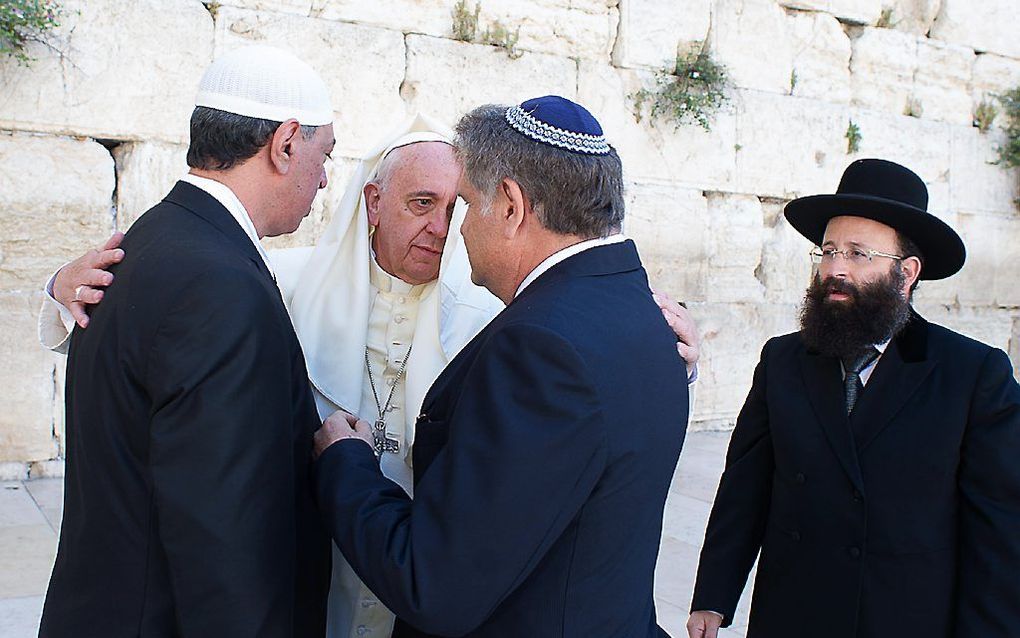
0, 431, 752, 637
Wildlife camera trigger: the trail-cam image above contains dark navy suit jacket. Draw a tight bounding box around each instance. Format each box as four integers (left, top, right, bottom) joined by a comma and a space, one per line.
692, 312, 1020, 638
41, 182, 330, 637
316, 240, 689, 637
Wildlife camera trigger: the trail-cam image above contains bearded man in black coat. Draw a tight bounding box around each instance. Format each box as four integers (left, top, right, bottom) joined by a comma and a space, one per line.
687, 159, 1020, 638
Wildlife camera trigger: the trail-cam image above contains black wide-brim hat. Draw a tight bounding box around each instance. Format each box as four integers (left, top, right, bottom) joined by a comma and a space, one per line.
784, 158, 966, 280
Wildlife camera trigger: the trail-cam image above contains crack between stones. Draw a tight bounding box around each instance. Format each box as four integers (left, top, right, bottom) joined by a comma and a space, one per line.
94, 139, 122, 231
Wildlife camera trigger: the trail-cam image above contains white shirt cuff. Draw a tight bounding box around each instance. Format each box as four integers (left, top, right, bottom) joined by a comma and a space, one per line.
39, 265, 74, 353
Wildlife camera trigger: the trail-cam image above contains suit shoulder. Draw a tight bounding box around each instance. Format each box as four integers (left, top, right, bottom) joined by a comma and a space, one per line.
762, 331, 802, 357
922, 319, 1007, 375
925, 320, 995, 354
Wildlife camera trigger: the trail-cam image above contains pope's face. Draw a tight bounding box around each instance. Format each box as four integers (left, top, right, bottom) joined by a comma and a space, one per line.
367, 142, 460, 285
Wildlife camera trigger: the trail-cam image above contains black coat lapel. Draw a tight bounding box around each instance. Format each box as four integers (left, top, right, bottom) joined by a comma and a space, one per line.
851, 313, 934, 451
799, 349, 865, 492
164, 181, 274, 283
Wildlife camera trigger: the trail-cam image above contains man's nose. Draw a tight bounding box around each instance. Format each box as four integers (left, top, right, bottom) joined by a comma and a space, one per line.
820, 258, 849, 279
427, 209, 450, 238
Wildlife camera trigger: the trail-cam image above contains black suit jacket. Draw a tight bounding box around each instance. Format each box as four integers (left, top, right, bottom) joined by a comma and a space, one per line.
691, 312, 1020, 638
315, 240, 688, 637
40, 182, 330, 637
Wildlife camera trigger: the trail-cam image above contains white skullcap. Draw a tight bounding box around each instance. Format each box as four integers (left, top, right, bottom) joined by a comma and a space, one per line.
195, 45, 334, 126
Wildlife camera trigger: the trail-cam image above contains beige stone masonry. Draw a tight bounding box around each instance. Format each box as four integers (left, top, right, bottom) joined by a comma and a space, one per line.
0, 133, 114, 292
0, 0, 212, 143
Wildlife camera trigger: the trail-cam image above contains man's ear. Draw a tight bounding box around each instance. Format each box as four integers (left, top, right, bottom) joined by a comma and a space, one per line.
500, 178, 530, 239
364, 182, 382, 226
901, 255, 922, 296
269, 119, 302, 175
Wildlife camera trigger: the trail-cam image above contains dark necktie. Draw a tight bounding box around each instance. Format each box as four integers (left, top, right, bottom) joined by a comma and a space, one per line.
842, 348, 879, 415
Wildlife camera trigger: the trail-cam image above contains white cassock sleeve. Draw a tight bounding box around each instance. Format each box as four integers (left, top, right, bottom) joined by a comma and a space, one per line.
38, 266, 75, 354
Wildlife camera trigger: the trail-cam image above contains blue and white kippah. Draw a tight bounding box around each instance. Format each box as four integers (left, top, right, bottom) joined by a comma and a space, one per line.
505, 95, 611, 156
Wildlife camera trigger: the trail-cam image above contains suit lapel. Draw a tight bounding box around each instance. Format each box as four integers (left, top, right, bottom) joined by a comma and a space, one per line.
799, 349, 865, 492
851, 313, 934, 451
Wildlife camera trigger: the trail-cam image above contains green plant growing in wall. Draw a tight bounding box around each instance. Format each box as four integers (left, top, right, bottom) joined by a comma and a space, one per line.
632, 44, 729, 131
0, 0, 62, 65
452, 0, 480, 42
974, 99, 997, 133
846, 120, 862, 154
994, 87, 1020, 169
481, 19, 521, 59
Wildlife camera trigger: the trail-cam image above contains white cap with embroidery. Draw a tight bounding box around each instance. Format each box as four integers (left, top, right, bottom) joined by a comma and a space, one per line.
194, 45, 334, 126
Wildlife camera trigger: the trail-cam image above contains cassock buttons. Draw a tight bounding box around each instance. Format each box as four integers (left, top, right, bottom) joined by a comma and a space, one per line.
848, 546, 862, 559
795, 472, 806, 484
852, 490, 863, 503
790, 530, 802, 542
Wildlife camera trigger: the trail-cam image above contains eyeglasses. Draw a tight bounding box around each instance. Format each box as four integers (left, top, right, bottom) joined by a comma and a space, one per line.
809, 246, 904, 265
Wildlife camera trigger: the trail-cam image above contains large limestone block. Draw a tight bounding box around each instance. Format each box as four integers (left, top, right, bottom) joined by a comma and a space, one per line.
882, 0, 940, 35
913, 40, 975, 125
846, 109, 953, 213
826, 0, 883, 24
315, 0, 618, 61
711, 0, 794, 94
733, 91, 848, 199
0, 293, 61, 462
972, 54, 1020, 122
0, 134, 114, 292
786, 10, 852, 103
577, 62, 738, 190
779, 0, 882, 24
704, 193, 766, 304
951, 212, 1020, 308
217, 0, 313, 16
215, 7, 407, 156
1011, 317, 1020, 381
0, 0, 212, 143
759, 197, 815, 303
612, 0, 711, 70
692, 302, 799, 425
623, 184, 709, 302
849, 27, 918, 116
910, 303, 1014, 353
401, 35, 576, 129
949, 126, 1019, 216
930, 0, 1020, 60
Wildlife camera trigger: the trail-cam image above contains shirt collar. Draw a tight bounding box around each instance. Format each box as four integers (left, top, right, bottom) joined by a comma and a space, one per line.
369, 251, 427, 298
514, 233, 628, 299
180, 173, 275, 278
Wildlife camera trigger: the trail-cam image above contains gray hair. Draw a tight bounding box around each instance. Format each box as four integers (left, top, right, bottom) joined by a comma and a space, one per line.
453, 104, 625, 238
186, 106, 318, 171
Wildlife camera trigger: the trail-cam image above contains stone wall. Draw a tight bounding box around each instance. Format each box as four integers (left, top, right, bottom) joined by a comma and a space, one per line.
1, 0, 1018, 475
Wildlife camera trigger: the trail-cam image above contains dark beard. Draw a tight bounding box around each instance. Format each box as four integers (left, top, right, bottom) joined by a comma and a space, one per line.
799, 268, 911, 359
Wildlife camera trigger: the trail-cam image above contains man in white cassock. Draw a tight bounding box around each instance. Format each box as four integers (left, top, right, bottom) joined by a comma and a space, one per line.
41, 114, 701, 638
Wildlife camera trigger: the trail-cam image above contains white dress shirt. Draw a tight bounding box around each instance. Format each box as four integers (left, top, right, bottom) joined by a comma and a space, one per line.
514, 234, 628, 298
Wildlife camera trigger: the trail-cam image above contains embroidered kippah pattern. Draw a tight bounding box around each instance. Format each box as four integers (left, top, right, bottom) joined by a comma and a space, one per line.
505, 105, 611, 155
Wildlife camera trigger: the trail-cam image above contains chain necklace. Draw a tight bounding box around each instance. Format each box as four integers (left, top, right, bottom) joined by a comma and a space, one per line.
364, 344, 413, 456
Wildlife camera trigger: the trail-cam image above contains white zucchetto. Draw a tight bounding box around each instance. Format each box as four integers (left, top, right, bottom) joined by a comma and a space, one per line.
194, 45, 334, 126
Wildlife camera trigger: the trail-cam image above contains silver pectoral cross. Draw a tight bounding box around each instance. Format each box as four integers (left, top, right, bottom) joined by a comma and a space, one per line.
372, 420, 401, 455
